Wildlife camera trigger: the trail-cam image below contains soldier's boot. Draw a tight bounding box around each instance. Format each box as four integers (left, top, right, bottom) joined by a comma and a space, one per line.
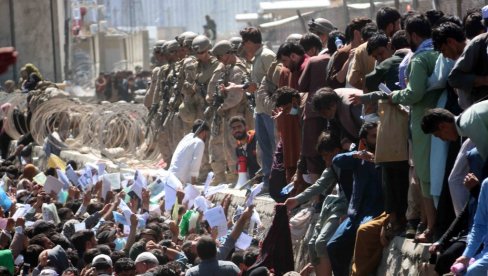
210, 162, 226, 186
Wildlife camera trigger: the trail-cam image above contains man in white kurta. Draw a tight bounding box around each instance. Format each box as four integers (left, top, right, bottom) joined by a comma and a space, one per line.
169, 120, 209, 184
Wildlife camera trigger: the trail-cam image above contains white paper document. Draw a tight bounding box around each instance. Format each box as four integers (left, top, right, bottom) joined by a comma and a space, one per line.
44, 176, 64, 194
236, 232, 253, 250
33, 172, 47, 185
245, 182, 263, 207
204, 205, 228, 238
203, 172, 214, 195
183, 184, 200, 209
205, 184, 228, 197
74, 222, 86, 232
12, 204, 31, 220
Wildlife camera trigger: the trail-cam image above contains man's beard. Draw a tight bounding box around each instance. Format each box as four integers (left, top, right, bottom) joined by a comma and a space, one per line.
233, 132, 246, 140
410, 42, 418, 52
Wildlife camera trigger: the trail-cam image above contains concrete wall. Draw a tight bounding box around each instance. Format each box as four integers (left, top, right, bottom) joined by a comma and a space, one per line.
125, 30, 150, 71
0, 0, 64, 85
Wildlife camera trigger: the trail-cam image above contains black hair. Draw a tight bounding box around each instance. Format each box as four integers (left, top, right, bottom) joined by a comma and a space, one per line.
228, 115, 246, 127
67, 160, 78, 170
274, 86, 301, 107
300, 33, 323, 53
24, 244, 44, 267
191, 119, 209, 133
316, 131, 341, 154
83, 248, 101, 266
348, 17, 373, 33
114, 257, 136, 274
435, 15, 463, 27
240, 27, 262, 44
71, 230, 95, 253
243, 248, 259, 267
425, 9, 445, 27
421, 108, 455, 134
29, 234, 49, 247
97, 244, 112, 255
276, 42, 305, 60
150, 249, 170, 265
405, 14, 432, 38
361, 22, 379, 41
196, 236, 217, 260
367, 32, 389, 55
45, 167, 57, 177
327, 30, 346, 55
463, 11, 485, 39
86, 202, 104, 215
359, 122, 378, 140
110, 250, 127, 265
312, 87, 340, 112
376, 7, 401, 31
401, 10, 421, 29
432, 22, 466, 52
0, 267, 11, 276
231, 251, 245, 266
50, 233, 72, 250
390, 30, 410, 50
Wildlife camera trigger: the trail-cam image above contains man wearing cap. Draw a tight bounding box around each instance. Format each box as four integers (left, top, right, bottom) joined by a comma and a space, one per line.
92, 254, 113, 276
308, 18, 337, 54
169, 120, 210, 185
134, 252, 159, 274
205, 40, 251, 185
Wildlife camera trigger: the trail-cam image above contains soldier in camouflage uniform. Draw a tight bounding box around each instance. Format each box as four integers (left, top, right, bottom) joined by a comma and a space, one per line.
169, 32, 198, 151
206, 40, 251, 185
150, 40, 182, 162
186, 35, 220, 181
144, 40, 166, 109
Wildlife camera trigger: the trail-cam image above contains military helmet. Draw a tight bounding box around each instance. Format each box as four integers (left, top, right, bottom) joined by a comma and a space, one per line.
176, 31, 198, 48
285, 33, 303, 44
192, 35, 212, 53
211, 40, 234, 56
308, 18, 336, 35
153, 40, 166, 53
165, 39, 180, 54
229, 37, 243, 50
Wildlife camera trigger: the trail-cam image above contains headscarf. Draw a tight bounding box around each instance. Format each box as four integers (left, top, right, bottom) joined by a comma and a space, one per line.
247, 204, 294, 276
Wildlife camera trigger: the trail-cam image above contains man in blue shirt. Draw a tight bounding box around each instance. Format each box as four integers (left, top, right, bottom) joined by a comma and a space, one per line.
326, 122, 384, 276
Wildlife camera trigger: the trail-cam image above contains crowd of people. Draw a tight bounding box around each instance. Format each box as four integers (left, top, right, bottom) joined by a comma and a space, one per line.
94, 70, 151, 103
1, 3, 488, 276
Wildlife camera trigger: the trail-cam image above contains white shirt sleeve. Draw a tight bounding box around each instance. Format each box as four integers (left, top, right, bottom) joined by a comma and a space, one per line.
190, 139, 205, 178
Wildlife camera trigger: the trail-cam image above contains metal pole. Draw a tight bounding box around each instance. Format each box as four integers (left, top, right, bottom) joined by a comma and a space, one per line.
64, 0, 71, 81
9, 0, 17, 82
296, 10, 307, 33
343, 0, 350, 26
394, 0, 400, 10
369, 0, 375, 20
50, 0, 59, 82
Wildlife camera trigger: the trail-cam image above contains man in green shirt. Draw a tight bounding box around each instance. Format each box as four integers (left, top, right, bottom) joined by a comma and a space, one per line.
388, 14, 443, 242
